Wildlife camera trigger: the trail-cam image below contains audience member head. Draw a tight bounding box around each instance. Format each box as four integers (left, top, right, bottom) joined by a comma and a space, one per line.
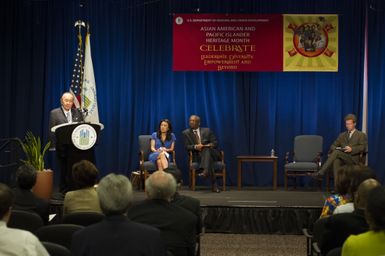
97, 173, 133, 216
60, 92, 74, 111
365, 186, 385, 231
72, 160, 99, 189
0, 183, 14, 222
16, 164, 37, 190
164, 167, 183, 189
189, 115, 201, 130
344, 113, 357, 131
145, 170, 176, 201
334, 165, 353, 195
157, 119, 173, 141
349, 165, 376, 198
354, 178, 381, 209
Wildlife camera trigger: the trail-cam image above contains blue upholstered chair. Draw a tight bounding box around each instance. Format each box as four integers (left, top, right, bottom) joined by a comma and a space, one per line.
284, 135, 323, 190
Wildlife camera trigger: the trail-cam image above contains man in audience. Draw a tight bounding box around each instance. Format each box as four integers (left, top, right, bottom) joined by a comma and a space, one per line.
183, 115, 221, 192
127, 170, 197, 256
165, 167, 202, 233
0, 183, 49, 255
342, 186, 385, 255
312, 114, 367, 178
12, 164, 49, 224
315, 178, 380, 254
71, 173, 164, 256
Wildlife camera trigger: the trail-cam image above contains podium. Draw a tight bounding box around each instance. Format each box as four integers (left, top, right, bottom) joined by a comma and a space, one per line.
51, 122, 104, 191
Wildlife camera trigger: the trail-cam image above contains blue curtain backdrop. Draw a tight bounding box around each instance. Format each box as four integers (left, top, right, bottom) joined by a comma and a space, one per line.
0, 0, 383, 186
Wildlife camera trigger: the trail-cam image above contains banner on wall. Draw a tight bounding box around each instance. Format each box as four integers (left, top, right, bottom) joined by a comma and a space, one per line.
173, 14, 338, 72
283, 14, 338, 72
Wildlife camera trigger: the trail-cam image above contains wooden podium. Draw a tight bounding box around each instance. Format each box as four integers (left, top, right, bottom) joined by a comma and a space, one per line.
51, 122, 103, 192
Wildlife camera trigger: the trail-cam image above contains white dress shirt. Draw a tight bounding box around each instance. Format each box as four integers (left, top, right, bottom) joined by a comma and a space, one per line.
0, 221, 49, 256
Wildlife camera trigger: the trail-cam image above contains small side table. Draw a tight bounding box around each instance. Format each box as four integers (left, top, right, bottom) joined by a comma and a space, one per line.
237, 155, 278, 190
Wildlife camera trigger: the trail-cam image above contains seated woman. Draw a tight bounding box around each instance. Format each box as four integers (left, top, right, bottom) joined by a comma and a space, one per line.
342, 186, 385, 256
63, 160, 102, 215
148, 119, 176, 171
320, 165, 354, 218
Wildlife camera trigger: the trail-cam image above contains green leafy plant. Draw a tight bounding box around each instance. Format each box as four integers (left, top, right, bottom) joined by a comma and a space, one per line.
18, 132, 51, 171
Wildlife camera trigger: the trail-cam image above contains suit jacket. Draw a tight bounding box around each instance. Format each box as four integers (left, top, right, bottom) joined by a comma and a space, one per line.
330, 130, 367, 164
63, 187, 102, 215
316, 208, 369, 254
182, 127, 218, 162
12, 187, 49, 224
172, 192, 202, 234
71, 215, 165, 256
48, 107, 84, 146
127, 199, 197, 256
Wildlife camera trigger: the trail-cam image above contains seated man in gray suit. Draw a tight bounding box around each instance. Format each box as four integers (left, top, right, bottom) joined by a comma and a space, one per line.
182, 115, 221, 193
313, 114, 368, 178
49, 92, 84, 193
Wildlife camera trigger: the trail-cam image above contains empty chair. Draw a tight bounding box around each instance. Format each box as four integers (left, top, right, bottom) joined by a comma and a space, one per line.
42, 242, 71, 256
7, 209, 44, 234
285, 135, 323, 190
62, 212, 104, 226
35, 224, 83, 249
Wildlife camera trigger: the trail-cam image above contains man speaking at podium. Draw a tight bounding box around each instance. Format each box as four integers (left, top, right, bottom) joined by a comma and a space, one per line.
49, 92, 83, 193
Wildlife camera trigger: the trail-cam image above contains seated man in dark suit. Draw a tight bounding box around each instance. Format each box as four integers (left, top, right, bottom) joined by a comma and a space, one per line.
12, 165, 49, 224
314, 178, 380, 254
182, 115, 221, 193
313, 114, 367, 178
71, 173, 165, 256
127, 171, 197, 256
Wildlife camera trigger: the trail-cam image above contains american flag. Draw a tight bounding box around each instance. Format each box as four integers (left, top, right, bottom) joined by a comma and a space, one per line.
69, 34, 84, 108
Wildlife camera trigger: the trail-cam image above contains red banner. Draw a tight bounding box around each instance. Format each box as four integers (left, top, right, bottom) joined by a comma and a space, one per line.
173, 14, 283, 72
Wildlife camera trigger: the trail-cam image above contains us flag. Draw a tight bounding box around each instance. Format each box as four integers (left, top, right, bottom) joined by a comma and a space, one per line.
69, 35, 84, 108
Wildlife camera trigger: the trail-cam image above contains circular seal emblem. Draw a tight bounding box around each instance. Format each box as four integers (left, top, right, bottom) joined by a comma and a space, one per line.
293, 23, 328, 58
71, 124, 97, 150
175, 16, 183, 25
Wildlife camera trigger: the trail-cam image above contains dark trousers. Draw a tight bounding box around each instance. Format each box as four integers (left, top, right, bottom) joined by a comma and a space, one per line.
197, 148, 220, 184
319, 150, 355, 177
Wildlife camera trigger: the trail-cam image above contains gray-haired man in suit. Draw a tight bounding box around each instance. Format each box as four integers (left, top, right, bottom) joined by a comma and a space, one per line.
313, 114, 368, 178
182, 115, 221, 193
48, 92, 83, 192
49, 92, 83, 146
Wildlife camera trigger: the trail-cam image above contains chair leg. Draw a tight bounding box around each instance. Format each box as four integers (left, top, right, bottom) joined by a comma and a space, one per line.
191, 169, 196, 191
222, 168, 226, 191
284, 169, 288, 190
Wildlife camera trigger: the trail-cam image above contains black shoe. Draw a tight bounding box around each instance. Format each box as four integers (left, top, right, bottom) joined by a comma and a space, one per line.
211, 185, 221, 193
198, 170, 209, 178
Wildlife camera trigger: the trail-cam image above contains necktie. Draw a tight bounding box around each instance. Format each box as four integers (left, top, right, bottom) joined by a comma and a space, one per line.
66, 112, 71, 123
194, 130, 201, 144
348, 131, 352, 139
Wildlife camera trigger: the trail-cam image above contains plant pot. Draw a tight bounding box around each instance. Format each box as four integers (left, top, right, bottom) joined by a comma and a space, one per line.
33, 169, 53, 199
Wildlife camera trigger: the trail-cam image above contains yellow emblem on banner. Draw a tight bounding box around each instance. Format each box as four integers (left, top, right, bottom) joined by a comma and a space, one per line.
283, 14, 338, 72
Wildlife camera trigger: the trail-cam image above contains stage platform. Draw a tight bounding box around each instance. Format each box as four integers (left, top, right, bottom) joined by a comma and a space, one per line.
133, 187, 325, 235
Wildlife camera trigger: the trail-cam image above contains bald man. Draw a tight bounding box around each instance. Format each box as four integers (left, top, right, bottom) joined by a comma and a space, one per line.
127, 171, 197, 256
182, 115, 221, 193
49, 92, 83, 192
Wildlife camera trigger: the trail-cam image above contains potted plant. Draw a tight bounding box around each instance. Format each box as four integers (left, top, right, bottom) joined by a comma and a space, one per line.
18, 131, 53, 199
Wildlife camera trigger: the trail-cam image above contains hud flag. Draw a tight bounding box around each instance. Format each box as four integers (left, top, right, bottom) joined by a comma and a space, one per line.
283, 14, 338, 72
